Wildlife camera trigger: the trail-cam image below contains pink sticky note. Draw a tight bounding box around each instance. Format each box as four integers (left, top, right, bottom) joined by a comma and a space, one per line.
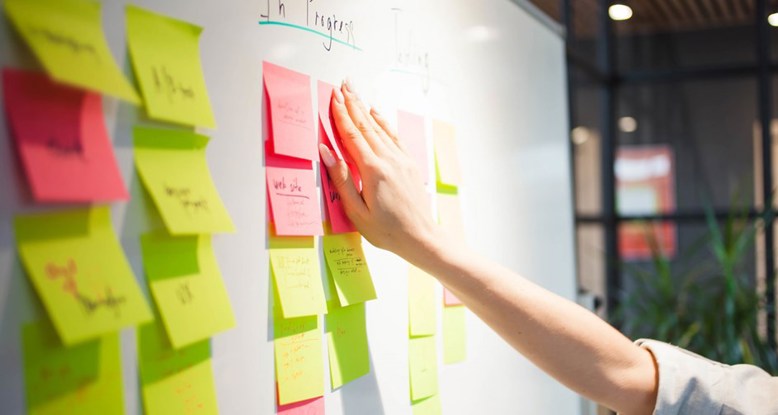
397, 111, 429, 184
276, 387, 324, 415
263, 62, 316, 161
2, 68, 128, 203
444, 288, 463, 306
266, 166, 323, 236
316, 81, 361, 189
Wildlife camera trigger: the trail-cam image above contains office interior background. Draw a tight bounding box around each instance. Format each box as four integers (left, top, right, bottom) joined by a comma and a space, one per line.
530, 0, 778, 402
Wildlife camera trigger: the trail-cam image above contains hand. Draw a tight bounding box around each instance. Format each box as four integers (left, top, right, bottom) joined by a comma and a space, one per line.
318, 80, 441, 262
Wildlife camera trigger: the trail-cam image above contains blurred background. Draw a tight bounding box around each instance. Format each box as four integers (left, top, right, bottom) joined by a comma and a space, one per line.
527, 1, 778, 412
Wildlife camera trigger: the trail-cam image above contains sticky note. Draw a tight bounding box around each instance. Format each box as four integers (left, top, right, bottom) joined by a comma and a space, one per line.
277, 395, 325, 415
264, 61, 316, 160
4, 0, 139, 103
437, 192, 465, 241
266, 166, 324, 236
140, 232, 236, 349
15, 207, 152, 346
274, 309, 324, 405
326, 301, 370, 389
2, 68, 129, 202
322, 233, 376, 306
412, 395, 443, 415
408, 266, 436, 337
270, 245, 327, 318
398, 111, 429, 184
126, 5, 215, 128
408, 335, 439, 401
443, 306, 466, 364
134, 126, 235, 235
137, 318, 218, 415
23, 321, 124, 415
443, 288, 463, 307
433, 120, 461, 190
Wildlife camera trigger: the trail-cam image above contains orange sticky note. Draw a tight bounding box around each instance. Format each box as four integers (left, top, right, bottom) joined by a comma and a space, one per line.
263, 61, 316, 161
2, 68, 128, 202
266, 166, 323, 236
398, 111, 429, 184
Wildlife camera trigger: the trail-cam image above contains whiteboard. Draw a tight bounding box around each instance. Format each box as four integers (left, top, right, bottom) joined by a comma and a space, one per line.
0, 0, 578, 413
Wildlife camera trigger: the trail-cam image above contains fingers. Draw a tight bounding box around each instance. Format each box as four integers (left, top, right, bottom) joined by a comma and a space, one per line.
331, 84, 378, 170
341, 81, 388, 155
319, 143, 367, 220
370, 107, 404, 151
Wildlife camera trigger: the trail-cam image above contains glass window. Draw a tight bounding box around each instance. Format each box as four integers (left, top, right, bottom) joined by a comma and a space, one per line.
571, 66, 605, 216
576, 224, 606, 317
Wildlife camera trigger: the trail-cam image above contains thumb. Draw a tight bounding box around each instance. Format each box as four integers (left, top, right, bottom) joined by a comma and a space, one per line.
319, 143, 366, 219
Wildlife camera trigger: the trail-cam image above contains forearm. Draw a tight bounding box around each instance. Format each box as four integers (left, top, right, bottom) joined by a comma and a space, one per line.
407, 234, 658, 415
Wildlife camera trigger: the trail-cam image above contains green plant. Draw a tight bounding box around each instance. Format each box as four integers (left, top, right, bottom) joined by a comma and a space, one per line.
616, 202, 778, 374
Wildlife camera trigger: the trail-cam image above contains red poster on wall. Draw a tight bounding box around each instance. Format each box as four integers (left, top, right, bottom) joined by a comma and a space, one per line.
616, 146, 677, 260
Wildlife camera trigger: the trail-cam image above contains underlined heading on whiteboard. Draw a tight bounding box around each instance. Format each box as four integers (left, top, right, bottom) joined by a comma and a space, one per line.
258, 0, 359, 52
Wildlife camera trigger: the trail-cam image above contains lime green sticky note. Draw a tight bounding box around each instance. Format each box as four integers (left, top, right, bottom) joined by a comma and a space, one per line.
412, 394, 442, 415
325, 301, 369, 389
4, 0, 140, 103
408, 335, 439, 401
14, 207, 153, 346
23, 321, 125, 415
126, 5, 215, 128
140, 232, 236, 349
322, 233, 377, 306
142, 359, 219, 415
274, 308, 324, 405
443, 306, 466, 364
270, 245, 327, 318
408, 266, 436, 337
137, 317, 210, 385
133, 127, 235, 235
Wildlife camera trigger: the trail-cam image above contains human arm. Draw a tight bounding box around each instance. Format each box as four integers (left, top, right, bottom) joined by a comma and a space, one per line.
318, 81, 659, 414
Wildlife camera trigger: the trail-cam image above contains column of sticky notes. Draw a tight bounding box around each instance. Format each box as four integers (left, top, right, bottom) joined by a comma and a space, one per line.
4, 0, 233, 413
264, 63, 377, 414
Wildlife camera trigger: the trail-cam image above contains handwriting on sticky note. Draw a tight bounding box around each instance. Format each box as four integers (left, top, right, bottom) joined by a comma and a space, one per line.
15, 207, 152, 346
274, 312, 324, 405
270, 247, 327, 318
126, 5, 215, 127
323, 233, 376, 306
264, 61, 316, 161
325, 302, 369, 388
266, 166, 323, 236
4, 0, 140, 102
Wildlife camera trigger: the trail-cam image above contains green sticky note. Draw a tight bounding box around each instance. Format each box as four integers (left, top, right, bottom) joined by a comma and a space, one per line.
408, 335, 438, 401
325, 301, 369, 389
274, 308, 324, 405
322, 233, 377, 306
23, 321, 124, 415
4, 0, 139, 103
443, 306, 466, 364
126, 5, 215, 128
408, 266, 436, 337
15, 207, 152, 346
270, 245, 327, 318
133, 127, 235, 235
140, 232, 236, 349
412, 394, 442, 415
137, 317, 210, 385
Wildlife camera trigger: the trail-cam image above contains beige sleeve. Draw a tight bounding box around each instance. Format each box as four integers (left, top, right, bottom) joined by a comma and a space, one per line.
636, 339, 778, 415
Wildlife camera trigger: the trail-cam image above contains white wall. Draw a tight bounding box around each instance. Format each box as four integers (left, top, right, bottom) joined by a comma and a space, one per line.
0, 0, 577, 413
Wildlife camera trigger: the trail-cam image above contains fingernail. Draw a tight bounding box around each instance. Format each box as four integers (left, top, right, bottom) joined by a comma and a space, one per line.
344, 77, 354, 93
319, 143, 336, 167
333, 86, 344, 104
370, 105, 381, 116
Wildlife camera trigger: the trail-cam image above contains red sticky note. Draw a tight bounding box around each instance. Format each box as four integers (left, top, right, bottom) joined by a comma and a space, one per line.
276, 386, 324, 415
266, 166, 323, 236
263, 62, 316, 161
2, 68, 128, 203
444, 288, 463, 306
397, 111, 429, 184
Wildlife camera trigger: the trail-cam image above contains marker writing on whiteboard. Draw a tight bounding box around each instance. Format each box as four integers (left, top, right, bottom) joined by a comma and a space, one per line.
259, 0, 358, 52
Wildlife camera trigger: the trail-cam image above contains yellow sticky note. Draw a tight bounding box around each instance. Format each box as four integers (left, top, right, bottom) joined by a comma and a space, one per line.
137, 317, 210, 385
443, 306, 466, 364
322, 233, 377, 306
325, 301, 370, 389
15, 207, 152, 346
23, 321, 124, 415
4, 0, 139, 103
274, 308, 324, 405
433, 120, 461, 190
133, 127, 235, 235
408, 266, 436, 337
270, 245, 327, 318
126, 5, 215, 128
408, 335, 439, 401
412, 395, 442, 415
140, 232, 236, 349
